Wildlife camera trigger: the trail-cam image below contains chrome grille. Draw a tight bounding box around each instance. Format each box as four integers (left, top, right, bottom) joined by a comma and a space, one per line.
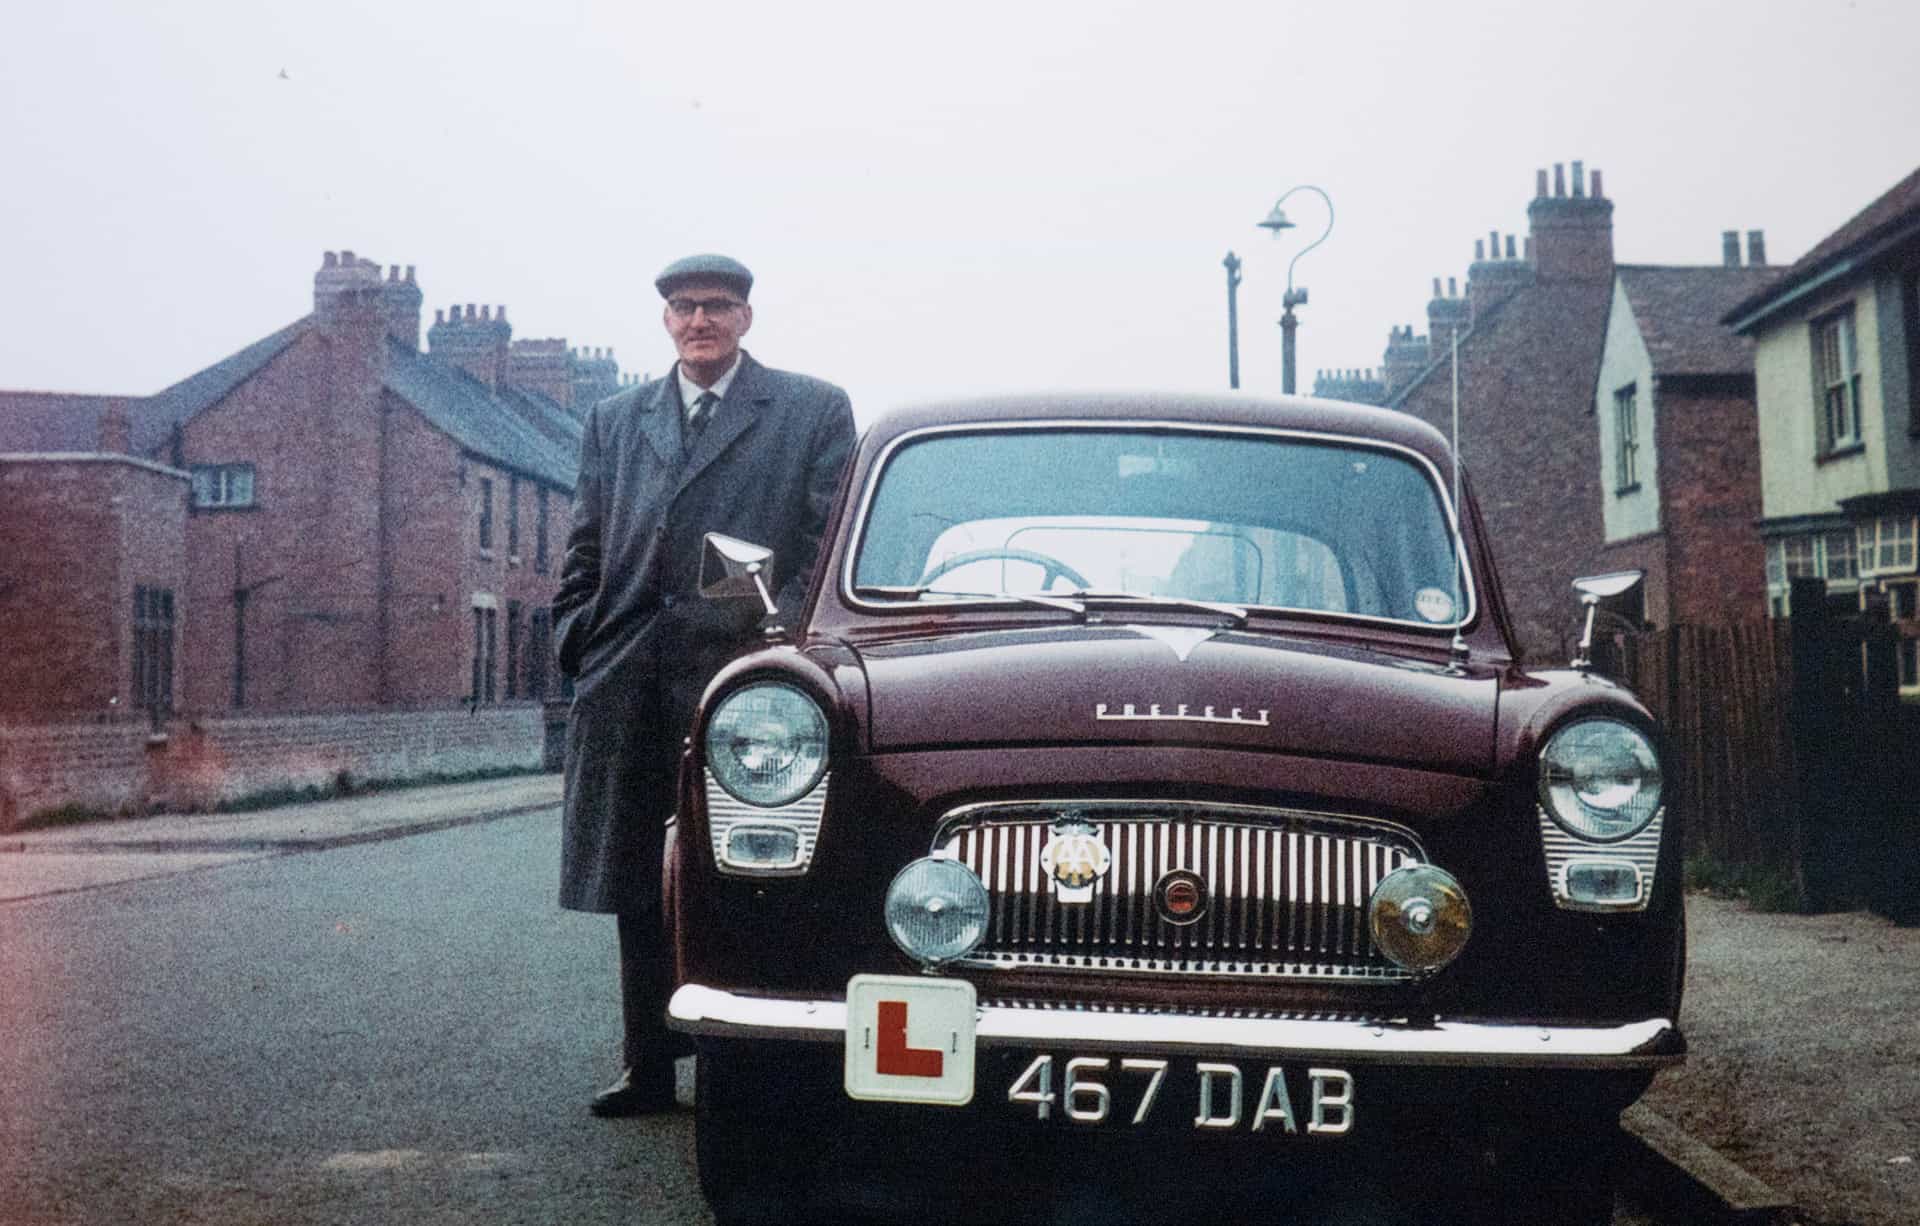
937, 801, 1424, 983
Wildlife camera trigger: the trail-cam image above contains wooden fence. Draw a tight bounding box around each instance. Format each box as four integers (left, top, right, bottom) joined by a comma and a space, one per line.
1610, 578, 1915, 921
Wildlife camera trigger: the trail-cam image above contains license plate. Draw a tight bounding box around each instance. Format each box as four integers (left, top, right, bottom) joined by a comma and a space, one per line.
843, 975, 977, 1105
1004, 1053, 1355, 1135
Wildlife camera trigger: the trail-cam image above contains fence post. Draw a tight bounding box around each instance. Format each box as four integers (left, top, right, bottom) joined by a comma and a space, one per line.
1788, 578, 1842, 909
1858, 593, 1909, 920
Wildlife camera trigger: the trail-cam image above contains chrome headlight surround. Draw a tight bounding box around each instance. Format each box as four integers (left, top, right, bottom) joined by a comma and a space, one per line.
1536, 717, 1666, 912
704, 682, 829, 809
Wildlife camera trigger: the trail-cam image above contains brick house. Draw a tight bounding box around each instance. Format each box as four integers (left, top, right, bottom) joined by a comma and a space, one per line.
0, 251, 628, 721
1726, 165, 1920, 687
1379, 162, 1618, 662
1591, 236, 1783, 627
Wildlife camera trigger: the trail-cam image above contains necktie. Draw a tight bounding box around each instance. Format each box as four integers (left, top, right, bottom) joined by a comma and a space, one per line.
686, 391, 718, 442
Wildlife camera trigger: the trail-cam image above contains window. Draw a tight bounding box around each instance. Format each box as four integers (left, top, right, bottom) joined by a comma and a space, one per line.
1858, 516, 1917, 576
506, 600, 523, 699
535, 488, 551, 574
190, 464, 255, 509
132, 586, 175, 713
1824, 530, 1857, 581
478, 477, 494, 552
1613, 384, 1639, 492
472, 607, 497, 703
1901, 638, 1919, 690
1765, 531, 1863, 616
528, 607, 552, 699
1889, 581, 1918, 621
508, 475, 521, 560
1814, 307, 1862, 452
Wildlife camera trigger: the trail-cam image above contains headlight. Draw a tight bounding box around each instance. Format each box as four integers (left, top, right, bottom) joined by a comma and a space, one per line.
885, 858, 989, 966
705, 682, 829, 808
1538, 718, 1663, 842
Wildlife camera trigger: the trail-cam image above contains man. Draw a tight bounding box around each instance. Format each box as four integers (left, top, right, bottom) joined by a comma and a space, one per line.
553, 254, 856, 1115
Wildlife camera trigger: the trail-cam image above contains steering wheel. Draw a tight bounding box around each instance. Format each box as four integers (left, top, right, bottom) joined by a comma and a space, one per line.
917, 547, 1092, 592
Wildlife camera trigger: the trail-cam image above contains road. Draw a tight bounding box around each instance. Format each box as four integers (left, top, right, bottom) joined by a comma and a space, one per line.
0, 795, 1726, 1226
0, 806, 705, 1226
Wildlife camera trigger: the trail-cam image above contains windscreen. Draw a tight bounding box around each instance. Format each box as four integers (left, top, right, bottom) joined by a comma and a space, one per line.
851, 427, 1469, 627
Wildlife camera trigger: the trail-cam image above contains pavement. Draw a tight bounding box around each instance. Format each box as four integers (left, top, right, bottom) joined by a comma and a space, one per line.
0, 773, 563, 903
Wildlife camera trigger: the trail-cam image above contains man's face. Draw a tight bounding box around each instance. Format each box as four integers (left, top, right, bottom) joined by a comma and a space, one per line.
662, 278, 752, 375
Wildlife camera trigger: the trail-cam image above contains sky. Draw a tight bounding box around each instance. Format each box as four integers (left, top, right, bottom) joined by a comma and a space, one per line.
3, 0, 1917, 426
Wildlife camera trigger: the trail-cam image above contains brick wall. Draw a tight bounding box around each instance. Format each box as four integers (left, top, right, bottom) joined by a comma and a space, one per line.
0, 706, 546, 829
0, 456, 189, 719
1656, 380, 1769, 625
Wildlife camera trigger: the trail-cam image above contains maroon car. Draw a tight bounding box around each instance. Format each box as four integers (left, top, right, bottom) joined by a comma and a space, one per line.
666, 393, 1681, 1225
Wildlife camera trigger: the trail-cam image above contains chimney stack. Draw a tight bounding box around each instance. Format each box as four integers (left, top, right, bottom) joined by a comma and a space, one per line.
1527, 161, 1614, 282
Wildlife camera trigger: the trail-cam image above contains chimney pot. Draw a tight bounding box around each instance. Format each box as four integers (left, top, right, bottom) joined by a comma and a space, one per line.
1536, 168, 1549, 199
1572, 161, 1586, 197
1432, 277, 1442, 298
1553, 164, 1566, 197
1489, 229, 1499, 257
435, 308, 445, 324
481, 305, 491, 322
465, 303, 477, 321
388, 265, 399, 281
1447, 277, 1458, 297
342, 249, 355, 266
1747, 230, 1767, 266
323, 251, 338, 268
1505, 235, 1516, 259
1524, 236, 1534, 261
1722, 230, 1741, 267
1475, 239, 1485, 261
1591, 169, 1604, 199
405, 265, 416, 283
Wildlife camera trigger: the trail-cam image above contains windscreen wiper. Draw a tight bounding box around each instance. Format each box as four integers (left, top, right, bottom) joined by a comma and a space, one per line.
1065, 589, 1249, 626
853, 585, 1088, 616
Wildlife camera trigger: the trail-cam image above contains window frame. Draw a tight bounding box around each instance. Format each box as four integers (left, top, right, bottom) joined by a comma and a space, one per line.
1857, 515, 1918, 578
190, 463, 256, 510
1813, 305, 1863, 455
478, 476, 495, 553
1612, 383, 1640, 494
131, 585, 176, 714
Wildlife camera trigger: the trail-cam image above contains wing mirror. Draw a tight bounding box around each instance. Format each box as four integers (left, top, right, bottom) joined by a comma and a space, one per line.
700, 533, 784, 636
1570, 569, 1644, 673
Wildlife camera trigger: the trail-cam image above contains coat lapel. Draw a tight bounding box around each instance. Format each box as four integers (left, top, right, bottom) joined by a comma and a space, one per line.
675, 353, 767, 495
639, 377, 683, 466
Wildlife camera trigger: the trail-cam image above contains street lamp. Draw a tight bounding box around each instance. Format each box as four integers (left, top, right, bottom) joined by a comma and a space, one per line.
1222, 251, 1243, 389
1257, 185, 1334, 395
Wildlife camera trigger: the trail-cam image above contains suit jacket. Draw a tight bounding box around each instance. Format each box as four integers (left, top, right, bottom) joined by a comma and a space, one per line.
554, 352, 856, 913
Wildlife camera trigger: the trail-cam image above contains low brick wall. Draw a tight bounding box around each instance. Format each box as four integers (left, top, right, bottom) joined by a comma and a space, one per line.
0, 705, 547, 830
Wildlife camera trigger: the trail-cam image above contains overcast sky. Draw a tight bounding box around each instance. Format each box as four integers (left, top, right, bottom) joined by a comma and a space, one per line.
3, 0, 1916, 425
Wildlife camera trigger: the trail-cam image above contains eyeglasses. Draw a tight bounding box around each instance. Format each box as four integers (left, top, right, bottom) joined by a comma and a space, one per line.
666, 296, 745, 320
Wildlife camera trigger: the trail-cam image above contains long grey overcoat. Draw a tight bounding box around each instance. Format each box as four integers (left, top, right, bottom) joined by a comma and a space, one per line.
554, 352, 856, 913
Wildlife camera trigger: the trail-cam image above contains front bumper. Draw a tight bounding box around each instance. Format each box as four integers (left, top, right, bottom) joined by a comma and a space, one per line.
668, 983, 1683, 1071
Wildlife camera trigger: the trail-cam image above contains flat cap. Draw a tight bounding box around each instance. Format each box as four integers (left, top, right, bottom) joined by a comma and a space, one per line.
654, 253, 753, 299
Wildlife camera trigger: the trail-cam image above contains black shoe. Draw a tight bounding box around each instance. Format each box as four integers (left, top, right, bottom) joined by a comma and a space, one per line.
589, 1066, 677, 1117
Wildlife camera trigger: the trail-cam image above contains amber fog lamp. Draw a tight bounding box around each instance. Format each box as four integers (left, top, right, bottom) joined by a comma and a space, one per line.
1368, 864, 1471, 972
885, 858, 990, 966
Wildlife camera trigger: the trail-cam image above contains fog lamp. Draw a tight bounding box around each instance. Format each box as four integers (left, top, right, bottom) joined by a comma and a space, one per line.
1561, 858, 1643, 908
723, 823, 802, 871
885, 858, 989, 966
1368, 864, 1471, 972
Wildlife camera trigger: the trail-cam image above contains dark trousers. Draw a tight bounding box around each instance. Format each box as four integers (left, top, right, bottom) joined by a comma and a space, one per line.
617, 909, 678, 1087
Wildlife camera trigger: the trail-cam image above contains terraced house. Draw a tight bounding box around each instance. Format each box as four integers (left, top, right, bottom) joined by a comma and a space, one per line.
0, 253, 628, 823
1727, 166, 1920, 688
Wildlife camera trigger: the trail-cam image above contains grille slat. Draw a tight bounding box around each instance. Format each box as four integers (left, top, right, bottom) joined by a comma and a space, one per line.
939, 802, 1422, 984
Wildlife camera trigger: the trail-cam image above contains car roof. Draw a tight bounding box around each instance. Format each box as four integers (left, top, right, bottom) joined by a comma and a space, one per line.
864, 391, 1458, 470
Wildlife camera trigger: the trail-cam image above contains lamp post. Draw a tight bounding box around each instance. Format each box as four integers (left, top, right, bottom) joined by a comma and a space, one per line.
1223, 251, 1243, 389
1257, 185, 1335, 394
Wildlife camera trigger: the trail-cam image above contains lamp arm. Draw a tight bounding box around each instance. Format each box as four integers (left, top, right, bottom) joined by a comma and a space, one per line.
1274, 184, 1335, 294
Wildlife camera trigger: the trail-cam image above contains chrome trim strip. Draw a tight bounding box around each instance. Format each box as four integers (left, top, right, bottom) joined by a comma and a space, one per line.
1537, 805, 1663, 912
668, 985, 1683, 1070
707, 770, 829, 877
839, 419, 1480, 632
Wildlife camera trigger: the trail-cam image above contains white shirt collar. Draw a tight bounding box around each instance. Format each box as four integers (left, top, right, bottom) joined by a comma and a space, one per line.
676, 352, 743, 415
